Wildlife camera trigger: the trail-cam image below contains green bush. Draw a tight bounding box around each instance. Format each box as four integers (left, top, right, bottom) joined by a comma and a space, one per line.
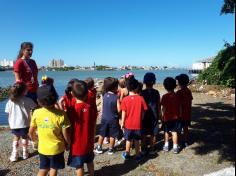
198, 43, 235, 88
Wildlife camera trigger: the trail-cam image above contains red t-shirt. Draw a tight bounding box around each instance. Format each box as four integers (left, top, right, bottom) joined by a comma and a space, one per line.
121, 95, 148, 130
67, 102, 97, 156
161, 92, 180, 122
86, 89, 98, 117
14, 58, 38, 93
176, 87, 193, 121
62, 94, 76, 111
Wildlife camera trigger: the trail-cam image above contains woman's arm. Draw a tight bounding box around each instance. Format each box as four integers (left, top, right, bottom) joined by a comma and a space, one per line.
14, 72, 21, 82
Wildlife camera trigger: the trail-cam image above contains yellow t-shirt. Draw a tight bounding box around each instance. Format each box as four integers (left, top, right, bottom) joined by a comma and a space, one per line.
31, 107, 71, 155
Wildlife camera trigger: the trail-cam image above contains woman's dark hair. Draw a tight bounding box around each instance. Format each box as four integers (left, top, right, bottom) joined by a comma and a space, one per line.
126, 77, 140, 93
17, 42, 33, 60
65, 78, 79, 96
85, 77, 95, 90
175, 74, 190, 86
9, 82, 27, 102
37, 85, 58, 107
102, 77, 119, 94
163, 77, 177, 91
72, 80, 88, 101
41, 77, 54, 85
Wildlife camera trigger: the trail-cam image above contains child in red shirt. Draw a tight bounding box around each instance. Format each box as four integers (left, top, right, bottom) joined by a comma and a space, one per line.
59, 79, 78, 111
85, 77, 98, 121
175, 74, 193, 147
161, 77, 181, 154
121, 78, 148, 161
67, 80, 97, 176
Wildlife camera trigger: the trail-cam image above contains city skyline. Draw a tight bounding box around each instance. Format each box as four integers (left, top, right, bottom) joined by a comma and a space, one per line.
0, 0, 234, 68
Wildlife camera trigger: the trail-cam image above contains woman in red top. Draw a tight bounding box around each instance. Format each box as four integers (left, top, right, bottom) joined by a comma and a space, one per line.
14, 42, 39, 103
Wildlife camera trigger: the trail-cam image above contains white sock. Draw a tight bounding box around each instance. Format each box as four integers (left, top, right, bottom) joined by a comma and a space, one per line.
173, 144, 178, 149
164, 142, 169, 147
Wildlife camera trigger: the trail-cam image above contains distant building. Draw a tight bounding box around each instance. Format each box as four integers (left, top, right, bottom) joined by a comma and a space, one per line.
0, 59, 15, 67
190, 57, 214, 74
49, 59, 64, 68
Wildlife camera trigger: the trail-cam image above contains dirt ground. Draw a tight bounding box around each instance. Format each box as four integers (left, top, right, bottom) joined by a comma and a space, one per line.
0, 86, 235, 176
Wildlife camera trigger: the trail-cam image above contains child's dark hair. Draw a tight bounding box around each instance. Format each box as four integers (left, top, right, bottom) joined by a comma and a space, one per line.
37, 85, 58, 107
143, 72, 156, 86
9, 82, 27, 102
85, 77, 95, 90
41, 76, 54, 85
163, 77, 177, 92
175, 74, 190, 86
72, 80, 88, 101
126, 77, 140, 93
65, 78, 79, 96
103, 77, 119, 94
137, 82, 143, 94
17, 42, 33, 60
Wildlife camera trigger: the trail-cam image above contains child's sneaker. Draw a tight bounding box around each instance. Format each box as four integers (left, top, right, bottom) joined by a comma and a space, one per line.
121, 152, 130, 160
163, 145, 169, 152
94, 145, 103, 154
9, 152, 18, 162
173, 147, 179, 154
108, 148, 115, 155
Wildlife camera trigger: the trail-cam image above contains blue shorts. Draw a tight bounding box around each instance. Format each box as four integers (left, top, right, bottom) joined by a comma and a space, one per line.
99, 119, 120, 138
181, 120, 191, 127
39, 152, 65, 170
11, 128, 29, 137
124, 129, 142, 141
163, 120, 182, 133
68, 152, 94, 169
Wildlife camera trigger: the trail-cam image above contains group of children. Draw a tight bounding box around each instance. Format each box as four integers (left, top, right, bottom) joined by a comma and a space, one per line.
5, 72, 193, 176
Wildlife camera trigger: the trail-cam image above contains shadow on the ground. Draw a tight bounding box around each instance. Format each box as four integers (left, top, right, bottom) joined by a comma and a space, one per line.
190, 102, 235, 164
0, 169, 10, 176
95, 158, 145, 176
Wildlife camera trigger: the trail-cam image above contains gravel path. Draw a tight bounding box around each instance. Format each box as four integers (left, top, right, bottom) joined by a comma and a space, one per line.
0, 89, 235, 176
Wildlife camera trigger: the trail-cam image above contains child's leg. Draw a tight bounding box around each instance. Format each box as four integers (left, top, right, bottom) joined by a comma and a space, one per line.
76, 167, 84, 176
134, 140, 141, 156
10, 135, 20, 161
183, 126, 189, 142
125, 140, 132, 154
22, 135, 29, 159
164, 132, 169, 146
109, 137, 115, 149
149, 135, 154, 150
37, 169, 49, 176
171, 132, 178, 148
87, 162, 94, 176
49, 169, 57, 176
97, 135, 104, 147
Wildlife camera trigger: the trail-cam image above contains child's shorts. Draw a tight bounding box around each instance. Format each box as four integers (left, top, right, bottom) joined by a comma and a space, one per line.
39, 152, 65, 170
181, 120, 191, 127
68, 152, 94, 169
142, 119, 158, 136
99, 119, 120, 138
124, 129, 142, 141
11, 128, 29, 137
163, 120, 182, 133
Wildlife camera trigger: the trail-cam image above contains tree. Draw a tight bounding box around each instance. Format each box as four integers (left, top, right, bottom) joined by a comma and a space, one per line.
221, 0, 235, 14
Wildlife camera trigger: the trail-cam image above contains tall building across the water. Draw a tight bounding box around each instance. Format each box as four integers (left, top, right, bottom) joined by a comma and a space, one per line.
0, 59, 15, 67
49, 59, 64, 68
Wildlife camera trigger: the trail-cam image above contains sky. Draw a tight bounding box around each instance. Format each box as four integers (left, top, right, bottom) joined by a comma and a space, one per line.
0, 0, 235, 68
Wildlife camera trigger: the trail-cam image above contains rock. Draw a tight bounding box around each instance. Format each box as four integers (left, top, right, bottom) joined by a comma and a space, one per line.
231, 94, 235, 98
207, 90, 217, 96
